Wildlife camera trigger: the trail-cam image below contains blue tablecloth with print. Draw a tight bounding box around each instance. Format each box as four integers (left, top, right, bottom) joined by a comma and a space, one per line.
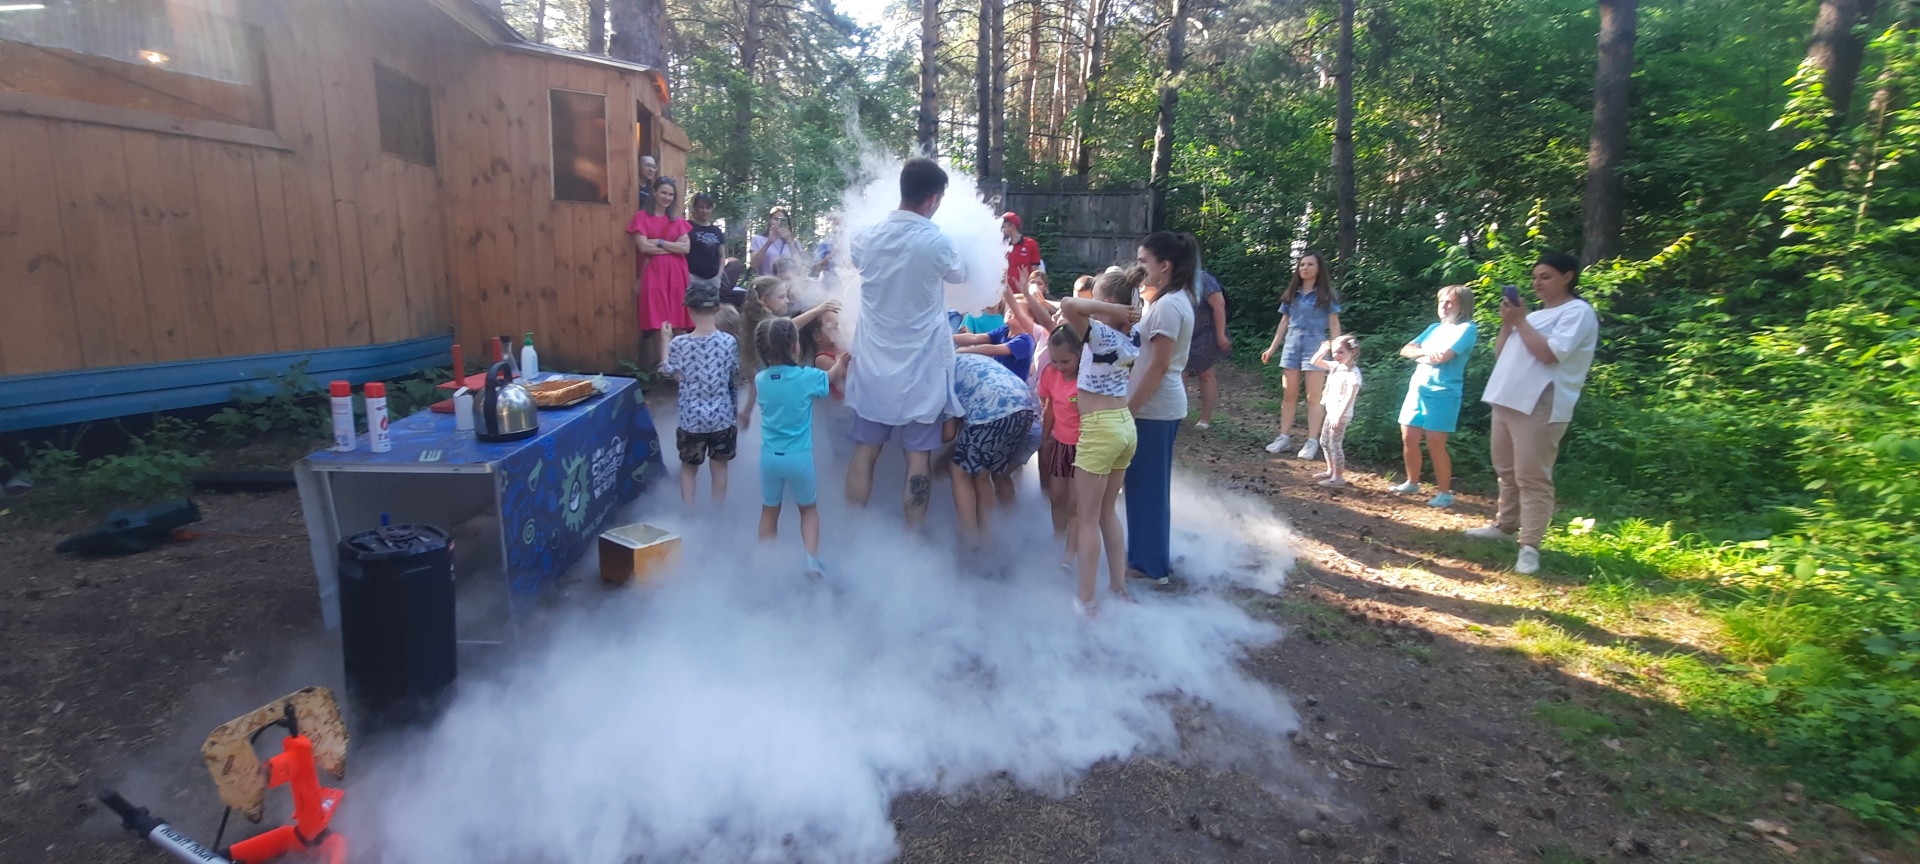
304, 375, 666, 599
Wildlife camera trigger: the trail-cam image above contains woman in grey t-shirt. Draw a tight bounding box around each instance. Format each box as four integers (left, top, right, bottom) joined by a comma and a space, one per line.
1125, 231, 1198, 586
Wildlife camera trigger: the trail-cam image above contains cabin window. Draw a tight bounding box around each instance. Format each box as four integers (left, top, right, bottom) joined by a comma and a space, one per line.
550, 89, 608, 204
374, 65, 434, 166
0, 0, 271, 129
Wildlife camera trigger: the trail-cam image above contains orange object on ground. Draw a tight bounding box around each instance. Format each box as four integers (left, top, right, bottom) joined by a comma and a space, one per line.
222, 701, 348, 864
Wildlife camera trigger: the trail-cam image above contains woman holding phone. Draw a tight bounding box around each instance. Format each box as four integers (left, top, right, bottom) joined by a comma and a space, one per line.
1466, 251, 1599, 575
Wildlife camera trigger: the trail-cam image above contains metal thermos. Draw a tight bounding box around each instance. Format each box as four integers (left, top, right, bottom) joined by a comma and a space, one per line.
337, 523, 456, 733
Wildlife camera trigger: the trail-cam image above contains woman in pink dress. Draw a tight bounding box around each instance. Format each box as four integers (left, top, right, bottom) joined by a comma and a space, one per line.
627, 176, 693, 368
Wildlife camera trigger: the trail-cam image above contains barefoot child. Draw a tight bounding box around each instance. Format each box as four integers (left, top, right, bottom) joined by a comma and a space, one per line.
658, 282, 739, 506
1058, 266, 1145, 616
1310, 335, 1363, 487
754, 317, 847, 578
947, 353, 1037, 547
1036, 326, 1083, 566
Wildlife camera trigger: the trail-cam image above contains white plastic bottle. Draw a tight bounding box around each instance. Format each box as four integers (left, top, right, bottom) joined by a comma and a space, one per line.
453, 387, 475, 432
329, 380, 356, 452
364, 382, 392, 453
519, 331, 540, 381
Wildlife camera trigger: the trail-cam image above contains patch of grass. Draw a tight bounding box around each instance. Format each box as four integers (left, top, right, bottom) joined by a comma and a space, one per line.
1513, 619, 1592, 663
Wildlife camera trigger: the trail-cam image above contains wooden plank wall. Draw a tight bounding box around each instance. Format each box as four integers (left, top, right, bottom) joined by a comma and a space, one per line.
0, 0, 688, 379
439, 48, 684, 374
1004, 188, 1151, 274
0, 0, 450, 378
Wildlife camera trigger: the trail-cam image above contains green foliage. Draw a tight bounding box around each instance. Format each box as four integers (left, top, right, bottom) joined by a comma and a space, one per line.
79, 418, 207, 503
207, 362, 328, 444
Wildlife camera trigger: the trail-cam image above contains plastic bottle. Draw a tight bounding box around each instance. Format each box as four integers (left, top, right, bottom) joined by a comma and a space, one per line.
519, 332, 539, 381
365, 382, 392, 453
330, 381, 356, 452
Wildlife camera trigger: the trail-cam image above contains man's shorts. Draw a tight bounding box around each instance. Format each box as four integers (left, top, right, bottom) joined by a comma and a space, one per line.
1073, 408, 1138, 475
953, 410, 1036, 475
676, 426, 738, 466
760, 448, 817, 507
849, 414, 944, 452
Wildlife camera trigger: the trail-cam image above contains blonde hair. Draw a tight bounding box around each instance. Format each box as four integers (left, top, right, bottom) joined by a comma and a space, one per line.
1331, 333, 1362, 358
1092, 265, 1145, 304
1438, 284, 1474, 323
739, 276, 785, 371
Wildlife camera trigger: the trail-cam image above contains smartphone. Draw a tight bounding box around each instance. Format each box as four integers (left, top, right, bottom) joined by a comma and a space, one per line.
1502, 284, 1522, 306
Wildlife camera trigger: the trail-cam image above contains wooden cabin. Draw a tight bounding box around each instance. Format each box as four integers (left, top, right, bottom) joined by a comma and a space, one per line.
0, 0, 690, 432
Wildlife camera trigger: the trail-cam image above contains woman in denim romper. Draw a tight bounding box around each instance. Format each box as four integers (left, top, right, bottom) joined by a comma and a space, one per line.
1259, 251, 1344, 459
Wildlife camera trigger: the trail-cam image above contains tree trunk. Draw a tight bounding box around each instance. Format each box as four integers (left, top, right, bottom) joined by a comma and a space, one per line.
1857, 0, 1914, 225
1147, 0, 1189, 231
1049, 0, 1076, 168
919, 0, 940, 153
1332, 0, 1357, 268
588, 0, 607, 53
609, 0, 670, 69
1072, 0, 1108, 178
977, 0, 992, 174
989, 0, 1006, 183
1804, 0, 1881, 124
533, 0, 549, 40
726, 0, 760, 220
1022, 0, 1043, 158
1581, 0, 1637, 265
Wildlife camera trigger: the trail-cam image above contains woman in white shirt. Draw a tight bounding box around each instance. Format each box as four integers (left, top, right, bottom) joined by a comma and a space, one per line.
1466, 251, 1600, 576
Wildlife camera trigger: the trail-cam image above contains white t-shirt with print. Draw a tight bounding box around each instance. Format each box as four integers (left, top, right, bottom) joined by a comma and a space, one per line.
1481, 298, 1599, 423
1078, 319, 1138, 398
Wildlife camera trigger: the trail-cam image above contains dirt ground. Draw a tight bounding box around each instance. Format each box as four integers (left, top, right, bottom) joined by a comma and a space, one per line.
2, 365, 1913, 863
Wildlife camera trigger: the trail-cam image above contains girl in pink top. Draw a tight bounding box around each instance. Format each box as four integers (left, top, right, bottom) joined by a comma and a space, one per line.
1037, 326, 1083, 566
627, 176, 694, 367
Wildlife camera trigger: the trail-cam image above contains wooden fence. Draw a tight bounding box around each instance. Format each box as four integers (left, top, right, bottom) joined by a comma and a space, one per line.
1003, 187, 1150, 275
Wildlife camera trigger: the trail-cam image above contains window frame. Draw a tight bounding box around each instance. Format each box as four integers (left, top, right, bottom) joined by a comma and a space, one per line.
548, 87, 610, 205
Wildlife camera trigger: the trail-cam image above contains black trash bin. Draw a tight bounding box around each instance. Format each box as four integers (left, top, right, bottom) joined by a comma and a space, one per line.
338, 523, 456, 734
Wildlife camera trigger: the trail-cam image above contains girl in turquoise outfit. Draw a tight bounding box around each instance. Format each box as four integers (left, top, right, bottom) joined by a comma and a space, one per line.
1391, 284, 1479, 508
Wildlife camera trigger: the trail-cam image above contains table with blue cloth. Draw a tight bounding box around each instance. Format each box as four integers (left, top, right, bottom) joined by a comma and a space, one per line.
295, 376, 666, 631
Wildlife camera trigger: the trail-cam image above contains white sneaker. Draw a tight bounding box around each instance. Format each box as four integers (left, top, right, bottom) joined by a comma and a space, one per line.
1264, 434, 1293, 454
1515, 545, 1541, 575
1297, 439, 1322, 460
1464, 524, 1517, 542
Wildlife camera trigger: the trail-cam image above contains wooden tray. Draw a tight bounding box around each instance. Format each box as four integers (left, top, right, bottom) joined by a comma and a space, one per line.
531, 379, 597, 408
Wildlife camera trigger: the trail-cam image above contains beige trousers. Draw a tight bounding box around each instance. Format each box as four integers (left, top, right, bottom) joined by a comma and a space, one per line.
1489, 386, 1569, 548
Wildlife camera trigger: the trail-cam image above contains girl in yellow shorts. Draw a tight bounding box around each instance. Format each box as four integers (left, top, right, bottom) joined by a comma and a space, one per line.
1058, 266, 1146, 616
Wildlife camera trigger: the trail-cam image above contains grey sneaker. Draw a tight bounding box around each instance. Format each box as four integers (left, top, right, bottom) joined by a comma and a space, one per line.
1264, 434, 1293, 454
1464, 524, 1517, 542
1388, 480, 1421, 494
1515, 545, 1541, 575
1298, 439, 1322, 460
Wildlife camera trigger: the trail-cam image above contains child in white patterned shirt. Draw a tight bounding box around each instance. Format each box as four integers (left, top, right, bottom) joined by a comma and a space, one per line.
659, 282, 740, 506
1309, 335, 1364, 488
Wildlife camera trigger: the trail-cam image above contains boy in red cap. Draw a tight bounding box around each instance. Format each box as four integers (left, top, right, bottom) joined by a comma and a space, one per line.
1002, 211, 1044, 293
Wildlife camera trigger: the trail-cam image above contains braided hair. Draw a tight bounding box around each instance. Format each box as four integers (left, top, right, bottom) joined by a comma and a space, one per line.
755, 315, 801, 370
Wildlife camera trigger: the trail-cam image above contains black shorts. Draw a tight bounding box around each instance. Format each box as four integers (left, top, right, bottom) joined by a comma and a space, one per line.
676, 426, 738, 465
954, 410, 1034, 475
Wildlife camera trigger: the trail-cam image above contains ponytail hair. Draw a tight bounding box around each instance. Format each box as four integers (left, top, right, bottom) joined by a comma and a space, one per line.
1048, 323, 1084, 352
1139, 230, 1200, 298
1092, 265, 1145, 304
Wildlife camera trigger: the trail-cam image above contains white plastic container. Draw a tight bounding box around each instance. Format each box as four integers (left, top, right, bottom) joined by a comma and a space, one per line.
453, 387, 475, 432
364, 382, 392, 453
519, 332, 540, 381
329, 380, 356, 451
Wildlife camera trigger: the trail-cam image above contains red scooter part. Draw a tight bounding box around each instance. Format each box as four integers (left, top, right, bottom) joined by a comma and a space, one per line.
224, 704, 348, 864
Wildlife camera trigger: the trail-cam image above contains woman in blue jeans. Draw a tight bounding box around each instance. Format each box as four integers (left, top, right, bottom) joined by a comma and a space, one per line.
1125, 231, 1199, 586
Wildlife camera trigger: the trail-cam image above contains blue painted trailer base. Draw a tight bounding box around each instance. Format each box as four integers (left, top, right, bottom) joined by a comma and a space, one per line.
0, 335, 454, 434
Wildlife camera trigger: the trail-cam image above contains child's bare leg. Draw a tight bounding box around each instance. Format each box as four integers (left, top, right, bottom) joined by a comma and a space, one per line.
657, 325, 674, 368
1279, 368, 1302, 436
1046, 471, 1071, 537
1099, 469, 1131, 598
990, 471, 1015, 508
759, 505, 780, 540
1071, 468, 1107, 606
679, 463, 698, 505
710, 458, 729, 504
950, 462, 980, 545
798, 504, 820, 558
1303, 370, 1328, 440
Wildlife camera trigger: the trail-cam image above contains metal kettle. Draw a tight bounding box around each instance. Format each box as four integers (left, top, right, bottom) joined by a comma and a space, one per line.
474, 360, 538, 442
